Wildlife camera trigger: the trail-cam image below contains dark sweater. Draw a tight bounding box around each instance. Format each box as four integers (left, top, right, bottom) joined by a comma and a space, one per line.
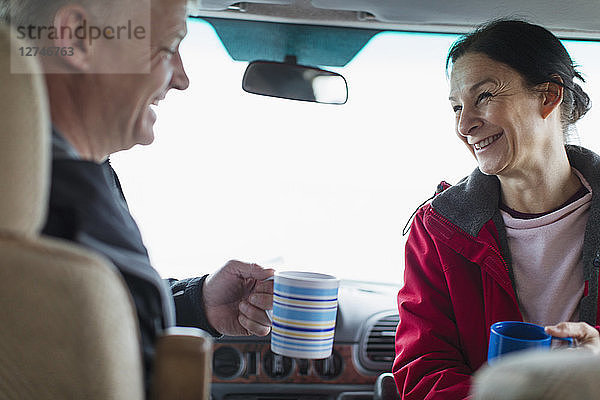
42, 130, 219, 393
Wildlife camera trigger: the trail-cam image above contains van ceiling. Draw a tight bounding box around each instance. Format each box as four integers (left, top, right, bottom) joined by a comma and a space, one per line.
189, 0, 600, 40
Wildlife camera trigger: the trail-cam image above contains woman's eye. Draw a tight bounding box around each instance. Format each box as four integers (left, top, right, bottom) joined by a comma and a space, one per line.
476, 91, 494, 104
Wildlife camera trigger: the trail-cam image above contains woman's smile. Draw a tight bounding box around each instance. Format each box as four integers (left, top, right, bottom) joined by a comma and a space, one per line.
474, 132, 504, 151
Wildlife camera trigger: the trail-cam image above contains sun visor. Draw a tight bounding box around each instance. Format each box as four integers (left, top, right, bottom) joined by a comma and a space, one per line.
201, 17, 379, 67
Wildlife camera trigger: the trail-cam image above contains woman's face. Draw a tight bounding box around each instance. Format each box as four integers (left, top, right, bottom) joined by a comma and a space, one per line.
449, 52, 559, 177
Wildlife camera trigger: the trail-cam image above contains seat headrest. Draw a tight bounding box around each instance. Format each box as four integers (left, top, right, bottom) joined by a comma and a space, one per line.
0, 24, 51, 236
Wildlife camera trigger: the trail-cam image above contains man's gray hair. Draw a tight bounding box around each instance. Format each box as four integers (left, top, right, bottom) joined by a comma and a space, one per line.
2, 0, 195, 28
0, 0, 119, 29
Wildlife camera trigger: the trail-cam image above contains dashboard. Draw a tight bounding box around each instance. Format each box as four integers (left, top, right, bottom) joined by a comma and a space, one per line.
211, 281, 401, 400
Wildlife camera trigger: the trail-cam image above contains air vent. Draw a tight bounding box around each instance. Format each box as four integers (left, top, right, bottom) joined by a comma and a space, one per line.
213, 346, 245, 379
366, 314, 398, 362
357, 312, 399, 373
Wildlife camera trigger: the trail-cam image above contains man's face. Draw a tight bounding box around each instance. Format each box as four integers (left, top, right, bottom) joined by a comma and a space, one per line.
97, 0, 189, 153
134, 0, 189, 146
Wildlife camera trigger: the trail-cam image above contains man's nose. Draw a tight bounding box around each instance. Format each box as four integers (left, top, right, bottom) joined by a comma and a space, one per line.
170, 51, 190, 91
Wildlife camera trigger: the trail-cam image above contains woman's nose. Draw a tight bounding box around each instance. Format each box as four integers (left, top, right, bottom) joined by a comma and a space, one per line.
457, 107, 482, 137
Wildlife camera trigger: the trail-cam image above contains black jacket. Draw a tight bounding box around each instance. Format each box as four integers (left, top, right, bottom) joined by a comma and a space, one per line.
42, 130, 219, 392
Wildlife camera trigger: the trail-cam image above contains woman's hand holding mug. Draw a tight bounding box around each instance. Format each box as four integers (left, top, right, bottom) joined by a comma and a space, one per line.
545, 322, 600, 354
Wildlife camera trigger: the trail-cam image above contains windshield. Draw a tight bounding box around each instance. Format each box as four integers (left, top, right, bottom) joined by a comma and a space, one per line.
111, 18, 600, 284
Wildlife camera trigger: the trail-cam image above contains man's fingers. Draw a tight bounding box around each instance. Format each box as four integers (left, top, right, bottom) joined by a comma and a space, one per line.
248, 293, 273, 310
239, 300, 272, 326
238, 312, 271, 337
253, 279, 274, 294
225, 260, 275, 281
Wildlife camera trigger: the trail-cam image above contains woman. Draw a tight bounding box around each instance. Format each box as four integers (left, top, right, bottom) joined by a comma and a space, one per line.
393, 19, 600, 399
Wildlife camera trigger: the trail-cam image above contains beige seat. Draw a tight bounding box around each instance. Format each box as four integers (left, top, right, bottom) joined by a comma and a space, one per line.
472, 349, 600, 400
0, 24, 212, 400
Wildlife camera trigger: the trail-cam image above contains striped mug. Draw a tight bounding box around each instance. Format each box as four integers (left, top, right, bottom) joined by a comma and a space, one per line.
270, 271, 339, 359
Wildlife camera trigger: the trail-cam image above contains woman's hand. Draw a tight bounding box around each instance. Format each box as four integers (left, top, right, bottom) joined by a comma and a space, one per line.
545, 322, 600, 354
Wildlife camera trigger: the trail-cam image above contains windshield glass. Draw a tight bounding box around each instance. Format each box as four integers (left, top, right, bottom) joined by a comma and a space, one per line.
111, 18, 600, 284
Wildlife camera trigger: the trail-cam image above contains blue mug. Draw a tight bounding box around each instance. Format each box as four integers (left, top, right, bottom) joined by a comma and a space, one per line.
488, 321, 574, 364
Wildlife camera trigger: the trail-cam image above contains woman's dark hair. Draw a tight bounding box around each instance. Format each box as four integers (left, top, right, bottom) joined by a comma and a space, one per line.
446, 19, 591, 137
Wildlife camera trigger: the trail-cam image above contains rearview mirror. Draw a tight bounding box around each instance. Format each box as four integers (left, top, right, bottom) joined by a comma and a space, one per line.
242, 61, 348, 105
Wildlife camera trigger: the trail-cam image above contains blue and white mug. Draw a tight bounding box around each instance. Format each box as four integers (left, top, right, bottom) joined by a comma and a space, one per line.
269, 271, 339, 359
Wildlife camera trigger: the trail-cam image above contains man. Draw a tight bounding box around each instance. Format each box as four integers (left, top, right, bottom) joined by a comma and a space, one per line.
0, 0, 274, 391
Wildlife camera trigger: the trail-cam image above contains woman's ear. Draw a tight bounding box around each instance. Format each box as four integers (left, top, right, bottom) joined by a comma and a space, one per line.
540, 76, 564, 119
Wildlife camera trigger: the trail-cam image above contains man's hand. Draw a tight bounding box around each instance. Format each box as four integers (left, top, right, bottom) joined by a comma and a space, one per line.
545, 322, 600, 354
203, 260, 274, 336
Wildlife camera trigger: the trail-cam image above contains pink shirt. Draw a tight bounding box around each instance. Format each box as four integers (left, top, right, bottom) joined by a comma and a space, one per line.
501, 169, 592, 326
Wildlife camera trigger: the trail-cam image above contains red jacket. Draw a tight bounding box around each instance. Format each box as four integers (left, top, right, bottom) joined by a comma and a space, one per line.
393, 146, 600, 399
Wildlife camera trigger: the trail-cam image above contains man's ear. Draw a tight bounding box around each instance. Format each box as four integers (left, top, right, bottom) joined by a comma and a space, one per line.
51, 5, 93, 72
540, 76, 564, 119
